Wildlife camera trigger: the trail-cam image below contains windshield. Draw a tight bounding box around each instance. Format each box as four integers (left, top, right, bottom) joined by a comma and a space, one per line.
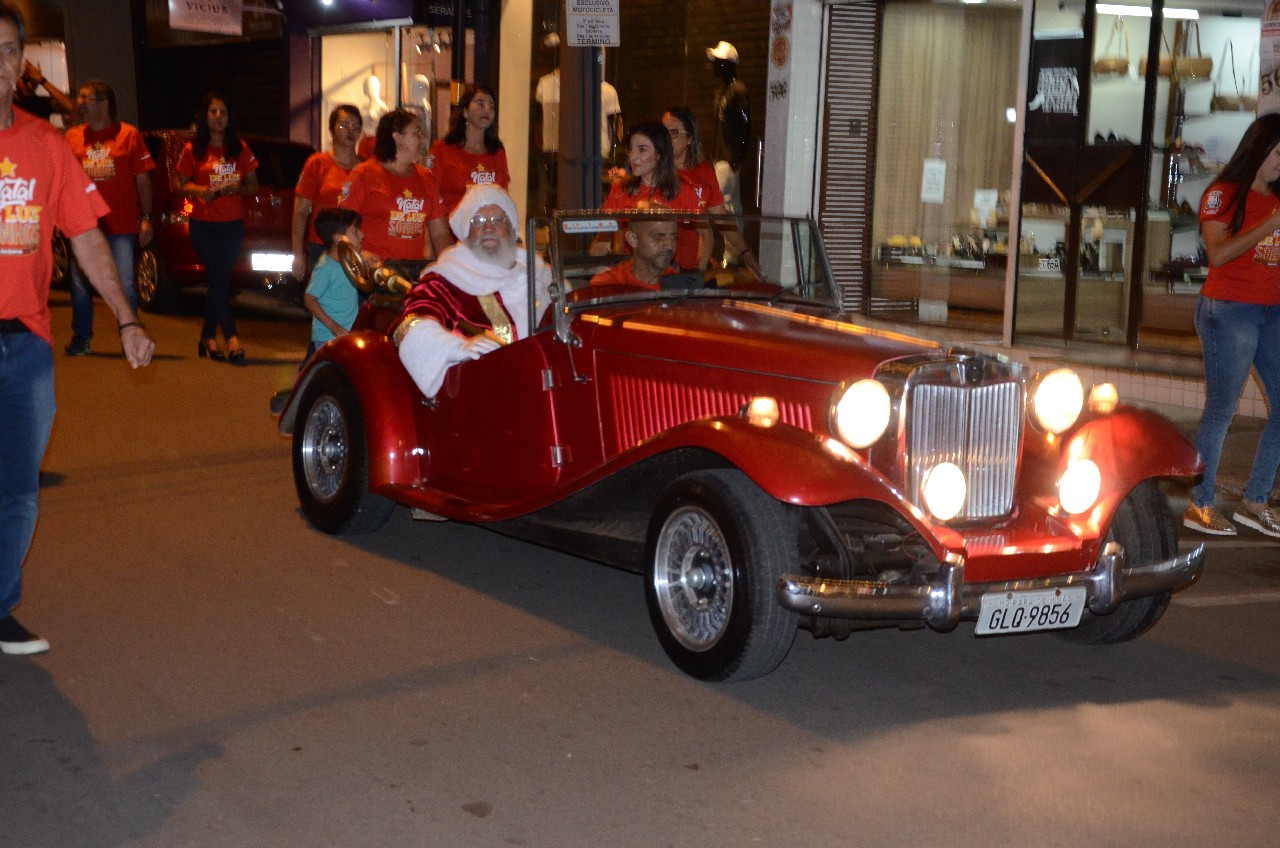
529, 211, 839, 312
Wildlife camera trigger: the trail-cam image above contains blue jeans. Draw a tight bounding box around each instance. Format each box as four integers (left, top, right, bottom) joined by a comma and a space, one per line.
1192, 296, 1280, 506
0, 331, 55, 616
68, 233, 139, 340
189, 219, 243, 341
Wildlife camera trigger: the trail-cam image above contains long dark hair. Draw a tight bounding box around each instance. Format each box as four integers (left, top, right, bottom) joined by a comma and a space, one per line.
622, 122, 681, 202
1215, 113, 1280, 235
374, 109, 418, 163
192, 92, 242, 161
665, 106, 703, 168
443, 85, 503, 154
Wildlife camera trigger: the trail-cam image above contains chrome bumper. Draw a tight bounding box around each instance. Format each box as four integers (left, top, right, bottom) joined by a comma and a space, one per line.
775, 542, 1206, 631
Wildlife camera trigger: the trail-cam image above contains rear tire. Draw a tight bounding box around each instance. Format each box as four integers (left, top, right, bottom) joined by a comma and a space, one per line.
644, 470, 798, 681
136, 246, 179, 313
1058, 480, 1175, 644
292, 367, 395, 535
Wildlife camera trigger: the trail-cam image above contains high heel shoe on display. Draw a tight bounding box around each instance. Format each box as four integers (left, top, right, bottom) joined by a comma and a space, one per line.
197, 338, 225, 361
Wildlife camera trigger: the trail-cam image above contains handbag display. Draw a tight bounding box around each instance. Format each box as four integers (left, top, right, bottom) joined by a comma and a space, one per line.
1140, 23, 1213, 80
1093, 17, 1131, 76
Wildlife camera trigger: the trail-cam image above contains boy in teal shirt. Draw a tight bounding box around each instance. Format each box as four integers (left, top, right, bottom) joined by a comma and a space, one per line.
304, 207, 363, 360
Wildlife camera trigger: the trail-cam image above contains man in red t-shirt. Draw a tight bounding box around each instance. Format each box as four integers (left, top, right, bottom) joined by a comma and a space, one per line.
62, 78, 154, 355
0, 3, 155, 656
590, 218, 680, 291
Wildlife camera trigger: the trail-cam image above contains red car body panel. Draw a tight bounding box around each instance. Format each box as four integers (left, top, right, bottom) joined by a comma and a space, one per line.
285, 291, 1202, 586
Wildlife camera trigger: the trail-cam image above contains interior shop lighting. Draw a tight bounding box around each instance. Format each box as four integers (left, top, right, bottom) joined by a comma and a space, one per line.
1096, 4, 1199, 19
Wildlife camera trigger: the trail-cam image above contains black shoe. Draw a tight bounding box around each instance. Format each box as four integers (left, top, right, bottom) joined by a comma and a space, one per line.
197, 338, 225, 361
0, 615, 50, 655
64, 335, 91, 356
227, 347, 246, 366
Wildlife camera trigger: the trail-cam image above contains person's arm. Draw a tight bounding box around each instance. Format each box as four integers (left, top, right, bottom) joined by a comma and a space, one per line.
68, 228, 155, 368
304, 292, 348, 338
22, 61, 73, 115
237, 169, 260, 196
134, 172, 153, 248
1203, 208, 1280, 267
427, 216, 451, 259
292, 195, 314, 278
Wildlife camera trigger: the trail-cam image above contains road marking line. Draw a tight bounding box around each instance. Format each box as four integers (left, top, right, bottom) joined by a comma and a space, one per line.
1174, 590, 1280, 608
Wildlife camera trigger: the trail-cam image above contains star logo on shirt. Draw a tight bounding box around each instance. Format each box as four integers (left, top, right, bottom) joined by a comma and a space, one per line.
402, 189, 414, 199
0, 157, 16, 177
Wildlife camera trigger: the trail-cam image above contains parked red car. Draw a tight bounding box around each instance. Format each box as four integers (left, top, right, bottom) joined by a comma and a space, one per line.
135, 130, 313, 311
276, 210, 1205, 682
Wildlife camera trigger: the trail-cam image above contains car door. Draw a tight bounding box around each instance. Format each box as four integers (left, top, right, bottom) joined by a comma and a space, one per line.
416, 332, 563, 504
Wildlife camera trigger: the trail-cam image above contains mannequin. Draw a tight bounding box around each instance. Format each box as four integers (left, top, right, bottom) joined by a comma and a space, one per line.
533, 33, 624, 214
707, 41, 750, 215
411, 73, 433, 142
364, 72, 389, 126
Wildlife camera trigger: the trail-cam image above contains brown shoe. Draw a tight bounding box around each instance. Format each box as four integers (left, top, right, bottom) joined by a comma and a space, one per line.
1232, 502, 1280, 539
1182, 504, 1237, 536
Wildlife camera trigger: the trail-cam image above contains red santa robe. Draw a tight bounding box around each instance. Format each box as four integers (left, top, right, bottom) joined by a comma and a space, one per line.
397, 240, 551, 397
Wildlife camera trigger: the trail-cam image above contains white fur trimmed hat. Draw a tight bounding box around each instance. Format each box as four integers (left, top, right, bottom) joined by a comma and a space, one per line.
449, 184, 519, 242
706, 41, 739, 63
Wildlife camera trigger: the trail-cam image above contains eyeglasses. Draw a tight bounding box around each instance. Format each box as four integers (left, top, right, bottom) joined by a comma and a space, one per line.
335, 121, 361, 130
470, 213, 510, 230
667, 128, 688, 138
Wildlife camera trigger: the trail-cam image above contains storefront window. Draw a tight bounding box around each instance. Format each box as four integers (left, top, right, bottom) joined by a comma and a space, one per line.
869, 2, 1022, 334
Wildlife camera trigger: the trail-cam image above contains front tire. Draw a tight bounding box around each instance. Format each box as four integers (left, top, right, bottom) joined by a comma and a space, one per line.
1058, 480, 1175, 644
292, 367, 395, 535
644, 470, 798, 681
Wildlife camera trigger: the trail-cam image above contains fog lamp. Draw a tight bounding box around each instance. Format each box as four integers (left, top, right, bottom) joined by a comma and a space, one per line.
1088, 382, 1120, 414
1058, 459, 1102, 514
922, 462, 967, 521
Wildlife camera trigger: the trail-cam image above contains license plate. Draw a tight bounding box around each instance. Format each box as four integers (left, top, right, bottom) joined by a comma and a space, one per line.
975, 586, 1086, 635
250, 252, 292, 273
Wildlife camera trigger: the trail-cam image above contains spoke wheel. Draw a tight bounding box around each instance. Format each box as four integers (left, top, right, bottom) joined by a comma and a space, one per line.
135, 246, 178, 313
292, 368, 394, 535
645, 470, 797, 681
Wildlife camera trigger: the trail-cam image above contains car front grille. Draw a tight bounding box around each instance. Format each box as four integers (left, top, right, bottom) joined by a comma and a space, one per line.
905, 379, 1024, 521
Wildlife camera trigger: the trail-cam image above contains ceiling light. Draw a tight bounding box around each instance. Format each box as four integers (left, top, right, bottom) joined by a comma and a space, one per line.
1095, 4, 1199, 20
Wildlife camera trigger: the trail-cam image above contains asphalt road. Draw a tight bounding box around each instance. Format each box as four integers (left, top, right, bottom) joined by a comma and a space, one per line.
4, 291, 1280, 847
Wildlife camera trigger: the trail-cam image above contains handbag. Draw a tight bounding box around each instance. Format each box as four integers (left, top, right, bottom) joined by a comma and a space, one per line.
1093, 17, 1131, 76
1140, 23, 1213, 80
1211, 40, 1257, 112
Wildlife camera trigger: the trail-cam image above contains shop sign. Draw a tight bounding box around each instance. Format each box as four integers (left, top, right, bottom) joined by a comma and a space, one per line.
1025, 33, 1084, 144
566, 0, 619, 47
169, 0, 243, 35
1262, 7, 1280, 114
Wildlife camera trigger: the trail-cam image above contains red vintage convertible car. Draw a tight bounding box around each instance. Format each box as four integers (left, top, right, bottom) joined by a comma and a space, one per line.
276, 211, 1205, 681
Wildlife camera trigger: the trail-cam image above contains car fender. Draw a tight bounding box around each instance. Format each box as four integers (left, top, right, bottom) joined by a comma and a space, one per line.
617, 416, 966, 550
279, 332, 422, 488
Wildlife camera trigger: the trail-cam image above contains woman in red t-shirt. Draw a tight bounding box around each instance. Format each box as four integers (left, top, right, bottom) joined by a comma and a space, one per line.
602, 122, 707, 270
1185, 114, 1280, 538
663, 107, 764, 280
428, 85, 510, 219
341, 109, 450, 282
292, 104, 363, 280
175, 93, 259, 364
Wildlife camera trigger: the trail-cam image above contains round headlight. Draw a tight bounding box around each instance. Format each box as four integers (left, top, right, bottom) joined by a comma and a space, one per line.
833, 379, 891, 448
922, 462, 967, 521
1031, 368, 1084, 434
1058, 458, 1102, 515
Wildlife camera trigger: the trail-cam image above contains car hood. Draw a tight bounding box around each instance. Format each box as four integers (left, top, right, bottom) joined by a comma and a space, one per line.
570, 296, 945, 384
